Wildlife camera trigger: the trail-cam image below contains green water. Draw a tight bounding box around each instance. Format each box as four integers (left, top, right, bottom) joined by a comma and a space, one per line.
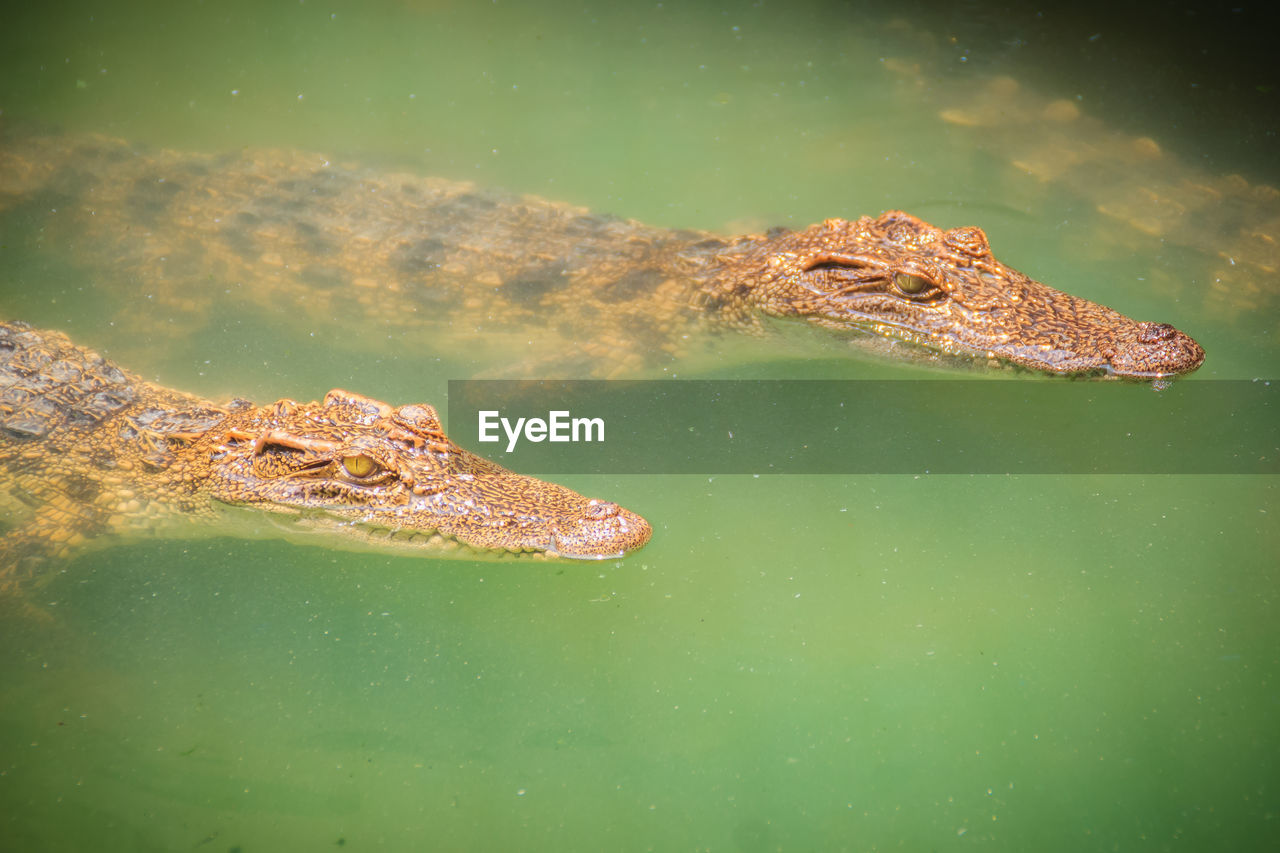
2, 1, 1277, 851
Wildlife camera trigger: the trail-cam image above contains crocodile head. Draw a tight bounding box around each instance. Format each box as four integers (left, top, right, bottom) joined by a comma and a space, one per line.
748, 211, 1205, 378
196, 390, 650, 560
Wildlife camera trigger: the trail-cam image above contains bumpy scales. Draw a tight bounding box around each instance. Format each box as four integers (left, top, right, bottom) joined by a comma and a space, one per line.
0, 322, 651, 592
720, 213, 1205, 377
0, 133, 1203, 378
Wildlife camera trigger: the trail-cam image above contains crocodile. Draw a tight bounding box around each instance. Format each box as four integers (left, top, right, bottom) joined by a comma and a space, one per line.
0, 321, 652, 594
0, 132, 1203, 379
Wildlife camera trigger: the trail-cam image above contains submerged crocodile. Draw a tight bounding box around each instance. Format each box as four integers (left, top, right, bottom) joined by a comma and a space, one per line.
0, 321, 651, 594
0, 132, 1203, 379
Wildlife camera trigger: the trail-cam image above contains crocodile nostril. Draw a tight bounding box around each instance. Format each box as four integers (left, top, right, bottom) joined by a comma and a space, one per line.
1136, 322, 1177, 344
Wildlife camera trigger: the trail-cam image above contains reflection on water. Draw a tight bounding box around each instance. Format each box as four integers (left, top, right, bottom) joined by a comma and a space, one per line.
885, 49, 1279, 324
0, 1, 1276, 850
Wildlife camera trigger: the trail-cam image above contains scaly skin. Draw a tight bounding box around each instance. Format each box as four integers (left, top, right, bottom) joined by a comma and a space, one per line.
0, 321, 651, 593
0, 132, 1203, 378
696, 213, 1205, 377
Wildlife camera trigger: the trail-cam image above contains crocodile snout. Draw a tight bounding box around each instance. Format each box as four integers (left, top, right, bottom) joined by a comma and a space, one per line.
551, 500, 653, 560
1109, 322, 1205, 378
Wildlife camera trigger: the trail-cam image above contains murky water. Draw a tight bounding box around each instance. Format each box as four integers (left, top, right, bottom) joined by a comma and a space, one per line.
2, 1, 1276, 850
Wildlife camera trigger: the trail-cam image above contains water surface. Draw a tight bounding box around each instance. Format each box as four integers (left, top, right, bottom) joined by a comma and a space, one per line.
1, 1, 1276, 850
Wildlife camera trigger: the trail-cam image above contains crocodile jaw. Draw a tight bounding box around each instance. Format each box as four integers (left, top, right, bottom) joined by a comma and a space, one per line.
744, 212, 1205, 379
814, 308, 1206, 379
212, 499, 653, 562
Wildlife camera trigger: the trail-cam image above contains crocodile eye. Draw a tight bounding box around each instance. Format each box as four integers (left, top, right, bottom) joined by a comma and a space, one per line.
341, 454, 380, 479
893, 273, 932, 295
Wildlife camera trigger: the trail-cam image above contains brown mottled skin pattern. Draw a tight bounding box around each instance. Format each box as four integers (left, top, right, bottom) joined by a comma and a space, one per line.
0, 321, 651, 592
719, 214, 1205, 377
0, 133, 1203, 378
